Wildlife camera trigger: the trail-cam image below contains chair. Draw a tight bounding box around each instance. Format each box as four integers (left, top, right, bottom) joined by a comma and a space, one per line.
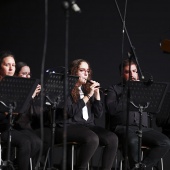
43, 142, 90, 170
141, 146, 164, 170
115, 146, 164, 170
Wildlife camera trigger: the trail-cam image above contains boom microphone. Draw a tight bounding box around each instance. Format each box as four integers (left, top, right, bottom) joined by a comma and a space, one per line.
143, 75, 153, 86
70, 0, 81, 13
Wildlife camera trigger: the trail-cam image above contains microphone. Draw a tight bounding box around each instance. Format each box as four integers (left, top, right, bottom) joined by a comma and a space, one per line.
141, 71, 153, 86
143, 76, 153, 86
70, 0, 81, 13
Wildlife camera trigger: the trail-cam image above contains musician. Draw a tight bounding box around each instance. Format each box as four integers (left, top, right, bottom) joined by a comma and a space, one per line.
0, 51, 41, 170
55, 59, 118, 170
15, 61, 41, 98
15, 61, 31, 78
105, 58, 170, 170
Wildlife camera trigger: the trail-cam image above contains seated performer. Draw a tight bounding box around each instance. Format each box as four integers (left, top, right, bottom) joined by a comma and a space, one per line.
55, 59, 118, 170
105, 58, 170, 170
15, 61, 41, 98
0, 51, 41, 170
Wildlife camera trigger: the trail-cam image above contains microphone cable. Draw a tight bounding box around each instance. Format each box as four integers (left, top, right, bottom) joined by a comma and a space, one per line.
35, 0, 48, 169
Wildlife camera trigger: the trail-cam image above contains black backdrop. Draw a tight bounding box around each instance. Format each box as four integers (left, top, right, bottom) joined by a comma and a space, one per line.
1, 0, 170, 87
0, 0, 170, 168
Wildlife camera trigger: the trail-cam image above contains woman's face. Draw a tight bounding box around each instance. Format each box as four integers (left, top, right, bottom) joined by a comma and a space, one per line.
77, 61, 90, 85
0, 56, 16, 77
18, 66, 31, 78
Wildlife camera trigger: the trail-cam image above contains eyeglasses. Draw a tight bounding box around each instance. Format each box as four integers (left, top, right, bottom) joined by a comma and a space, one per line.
78, 68, 90, 74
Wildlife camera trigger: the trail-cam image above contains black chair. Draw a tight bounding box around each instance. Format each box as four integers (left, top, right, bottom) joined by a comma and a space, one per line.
43, 142, 90, 170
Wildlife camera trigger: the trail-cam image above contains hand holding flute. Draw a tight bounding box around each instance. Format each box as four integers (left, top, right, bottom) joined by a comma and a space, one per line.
85, 78, 101, 100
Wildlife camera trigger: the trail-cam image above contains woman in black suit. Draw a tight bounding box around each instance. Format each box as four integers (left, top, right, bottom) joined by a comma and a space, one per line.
0, 51, 41, 170
55, 59, 118, 170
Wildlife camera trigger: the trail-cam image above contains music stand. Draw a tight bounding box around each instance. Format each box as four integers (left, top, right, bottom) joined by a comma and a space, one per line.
156, 91, 170, 127
123, 81, 169, 169
0, 76, 39, 169
42, 72, 78, 170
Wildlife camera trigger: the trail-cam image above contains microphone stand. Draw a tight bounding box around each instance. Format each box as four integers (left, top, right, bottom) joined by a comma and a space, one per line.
114, 0, 144, 80
62, 2, 69, 170
62, 1, 81, 170
114, 1, 145, 170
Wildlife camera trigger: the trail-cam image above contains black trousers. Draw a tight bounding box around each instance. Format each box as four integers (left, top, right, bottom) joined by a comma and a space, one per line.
1, 129, 42, 170
115, 125, 170, 169
55, 124, 118, 170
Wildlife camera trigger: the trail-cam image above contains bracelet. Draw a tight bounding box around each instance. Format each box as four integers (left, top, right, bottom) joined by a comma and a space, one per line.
87, 94, 91, 99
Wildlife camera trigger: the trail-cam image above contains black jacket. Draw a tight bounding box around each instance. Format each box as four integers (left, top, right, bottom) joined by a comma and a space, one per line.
56, 94, 104, 127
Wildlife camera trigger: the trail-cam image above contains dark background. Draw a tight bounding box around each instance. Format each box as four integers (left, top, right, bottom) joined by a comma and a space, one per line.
0, 0, 170, 169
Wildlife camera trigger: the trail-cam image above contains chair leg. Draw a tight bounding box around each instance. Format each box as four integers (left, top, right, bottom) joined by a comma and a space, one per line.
0, 143, 1, 167
30, 158, 32, 170
71, 144, 89, 170
120, 159, 122, 170
161, 158, 163, 170
71, 145, 74, 170
116, 150, 123, 170
43, 147, 51, 170
151, 157, 163, 170
87, 162, 89, 170
141, 150, 144, 161
114, 153, 118, 170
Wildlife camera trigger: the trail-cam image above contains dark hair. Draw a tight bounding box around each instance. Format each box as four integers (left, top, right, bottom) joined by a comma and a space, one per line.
69, 59, 92, 79
15, 62, 28, 76
0, 51, 15, 66
119, 58, 137, 74
69, 59, 92, 102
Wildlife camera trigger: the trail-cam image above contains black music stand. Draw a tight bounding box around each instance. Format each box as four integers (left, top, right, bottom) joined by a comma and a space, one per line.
156, 91, 170, 128
0, 76, 39, 169
43, 72, 78, 170
123, 81, 169, 170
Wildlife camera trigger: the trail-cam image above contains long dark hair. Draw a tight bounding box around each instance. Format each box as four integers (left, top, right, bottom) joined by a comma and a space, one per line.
69, 59, 92, 102
15, 62, 28, 76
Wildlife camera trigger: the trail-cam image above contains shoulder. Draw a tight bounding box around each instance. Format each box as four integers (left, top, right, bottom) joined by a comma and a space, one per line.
107, 83, 121, 91
107, 83, 124, 97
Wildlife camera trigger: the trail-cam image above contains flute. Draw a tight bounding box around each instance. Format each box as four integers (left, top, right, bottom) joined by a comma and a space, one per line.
86, 79, 100, 88
84, 78, 107, 94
